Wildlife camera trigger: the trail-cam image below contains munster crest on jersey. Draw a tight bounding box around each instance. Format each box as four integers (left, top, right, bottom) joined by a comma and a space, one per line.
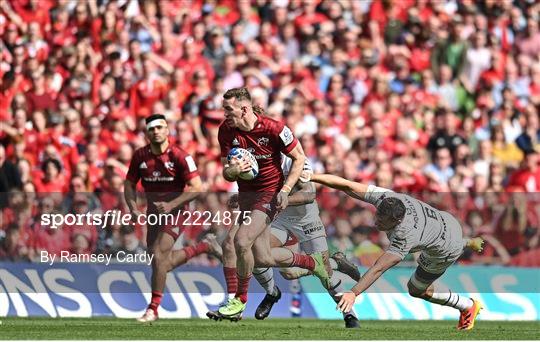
257, 137, 269, 146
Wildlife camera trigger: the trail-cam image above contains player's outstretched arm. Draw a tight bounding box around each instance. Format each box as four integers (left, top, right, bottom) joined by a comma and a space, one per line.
337, 251, 401, 313
310, 174, 369, 201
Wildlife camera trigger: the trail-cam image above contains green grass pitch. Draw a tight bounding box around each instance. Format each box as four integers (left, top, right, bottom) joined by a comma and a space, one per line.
0, 318, 538, 340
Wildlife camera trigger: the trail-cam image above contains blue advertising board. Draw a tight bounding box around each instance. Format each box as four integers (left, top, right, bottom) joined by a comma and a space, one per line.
0, 262, 538, 320
0, 262, 316, 318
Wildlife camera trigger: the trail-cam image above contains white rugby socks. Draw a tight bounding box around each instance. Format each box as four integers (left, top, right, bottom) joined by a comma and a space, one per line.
253, 267, 278, 296
428, 284, 473, 311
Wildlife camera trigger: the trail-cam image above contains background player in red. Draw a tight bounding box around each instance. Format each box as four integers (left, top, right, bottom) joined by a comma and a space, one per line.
214, 88, 329, 319
124, 114, 222, 323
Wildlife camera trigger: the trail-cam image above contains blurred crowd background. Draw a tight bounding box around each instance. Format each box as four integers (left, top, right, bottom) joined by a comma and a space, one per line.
0, 0, 539, 267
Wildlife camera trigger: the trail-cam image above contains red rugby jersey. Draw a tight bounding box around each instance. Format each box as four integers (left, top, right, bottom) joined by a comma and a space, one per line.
218, 114, 298, 192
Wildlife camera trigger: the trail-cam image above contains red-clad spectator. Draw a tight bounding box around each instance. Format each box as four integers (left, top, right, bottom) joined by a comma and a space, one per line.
294, 0, 328, 31
478, 51, 505, 89
101, 120, 136, 156
70, 234, 91, 256
174, 120, 198, 157
83, 142, 104, 190
510, 248, 540, 267
460, 210, 511, 265
9, 0, 52, 32
33, 158, 67, 193
99, 173, 126, 212
64, 194, 98, 254
48, 8, 76, 48
530, 63, 540, 102
494, 191, 529, 255
154, 27, 183, 66
63, 109, 85, 145
129, 56, 168, 119
175, 37, 215, 84
34, 225, 71, 258
25, 71, 56, 114
69, 3, 94, 36
515, 19, 540, 59
25, 22, 49, 62
31, 196, 70, 257
0, 71, 18, 121
507, 151, 540, 192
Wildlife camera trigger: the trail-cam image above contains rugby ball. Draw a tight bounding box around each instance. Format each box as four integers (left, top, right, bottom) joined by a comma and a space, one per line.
227, 147, 259, 180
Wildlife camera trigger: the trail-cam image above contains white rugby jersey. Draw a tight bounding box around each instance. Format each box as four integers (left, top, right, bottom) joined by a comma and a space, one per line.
364, 186, 460, 259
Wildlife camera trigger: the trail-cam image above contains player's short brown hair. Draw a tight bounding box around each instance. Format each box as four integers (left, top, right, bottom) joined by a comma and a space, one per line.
223, 87, 251, 102
377, 197, 406, 222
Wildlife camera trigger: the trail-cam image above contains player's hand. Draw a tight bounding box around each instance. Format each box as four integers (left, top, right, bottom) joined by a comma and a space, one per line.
276, 190, 289, 210
227, 194, 239, 209
336, 291, 356, 313
228, 157, 252, 177
299, 168, 313, 183
155, 201, 174, 214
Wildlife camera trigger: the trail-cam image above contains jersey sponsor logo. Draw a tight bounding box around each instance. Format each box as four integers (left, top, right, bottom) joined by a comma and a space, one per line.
245, 147, 272, 160
139, 161, 148, 169
185, 156, 197, 172
301, 221, 324, 235
232, 138, 240, 146
257, 137, 269, 146
279, 126, 294, 146
143, 176, 174, 182
254, 153, 272, 160
164, 161, 174, 170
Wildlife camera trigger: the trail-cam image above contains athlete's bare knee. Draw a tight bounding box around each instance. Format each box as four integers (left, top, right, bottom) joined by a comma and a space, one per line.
234, 235, 253, 255
254, 253, 274, 267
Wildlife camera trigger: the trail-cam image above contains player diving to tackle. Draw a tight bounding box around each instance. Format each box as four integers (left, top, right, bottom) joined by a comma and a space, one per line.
213, 87, 331, 320
251, 155, 362, 328
125, 114, 222, 323
306, 173, 485, 331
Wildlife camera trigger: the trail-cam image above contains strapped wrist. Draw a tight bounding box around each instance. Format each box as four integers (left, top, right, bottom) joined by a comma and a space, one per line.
281, 184, 292, 193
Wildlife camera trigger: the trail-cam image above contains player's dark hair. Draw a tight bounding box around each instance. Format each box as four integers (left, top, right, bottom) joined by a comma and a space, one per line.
42, 158, 62, 173
145, 113, 166, 124
377, 197, 406, 222
223, 87, 266, 115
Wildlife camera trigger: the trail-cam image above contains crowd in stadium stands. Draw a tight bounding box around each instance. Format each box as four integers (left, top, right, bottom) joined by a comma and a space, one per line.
0, 0, 539, 267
